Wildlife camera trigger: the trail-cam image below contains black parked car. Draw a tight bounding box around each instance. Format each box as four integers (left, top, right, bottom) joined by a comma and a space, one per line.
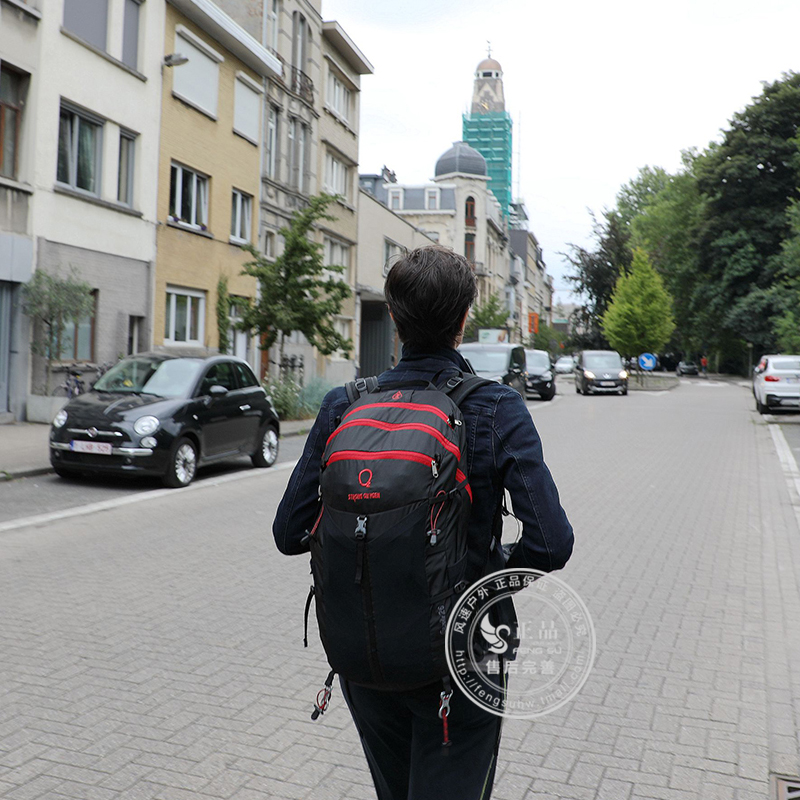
457, 343, 527, 398
524, 349, 555, 401
574, 350, 628, 395
49, 354, 280, 487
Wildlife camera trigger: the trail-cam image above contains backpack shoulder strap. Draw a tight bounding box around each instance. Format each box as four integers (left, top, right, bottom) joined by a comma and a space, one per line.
442, 373, 493, 408
345, 375, 380, 404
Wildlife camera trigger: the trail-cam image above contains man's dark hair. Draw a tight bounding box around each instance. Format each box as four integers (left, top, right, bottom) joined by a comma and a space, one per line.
385, 245, 477, 350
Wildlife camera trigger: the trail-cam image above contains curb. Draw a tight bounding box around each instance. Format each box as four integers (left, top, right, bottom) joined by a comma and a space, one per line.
0, 427, 310, 483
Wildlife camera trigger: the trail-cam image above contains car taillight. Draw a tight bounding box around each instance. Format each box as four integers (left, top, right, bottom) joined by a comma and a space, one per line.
765, 375, 780, 382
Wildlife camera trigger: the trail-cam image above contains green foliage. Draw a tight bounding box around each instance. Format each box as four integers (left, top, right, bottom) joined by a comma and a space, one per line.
601, 248, 675, 357
240, 194, 352, 369
464, 292, 509, 340
261, 375, 334, 420
564, 210, 633, 348
774, 310, 800, 353
616, 166, 671, 228
22, 269, 95, 393
216, 275, 230, 355
530, 322, 567, 355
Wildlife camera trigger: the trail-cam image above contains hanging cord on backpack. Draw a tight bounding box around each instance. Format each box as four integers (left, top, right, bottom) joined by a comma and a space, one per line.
311, 669, 336, 720
429, 491, 447, 545
303, 585, 315, 648
439, 677, 453, 754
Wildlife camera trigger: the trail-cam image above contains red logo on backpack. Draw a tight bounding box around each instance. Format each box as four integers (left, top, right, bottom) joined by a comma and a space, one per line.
392, 391, 403, 400
358, 469, 373, 488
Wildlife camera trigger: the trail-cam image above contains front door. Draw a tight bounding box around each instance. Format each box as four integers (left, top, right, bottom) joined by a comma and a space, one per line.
195, 361, 243, 457
0, 282, 12, 414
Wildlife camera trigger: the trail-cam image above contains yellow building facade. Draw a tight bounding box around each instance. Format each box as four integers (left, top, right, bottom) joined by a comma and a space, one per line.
154, 0, 280, 365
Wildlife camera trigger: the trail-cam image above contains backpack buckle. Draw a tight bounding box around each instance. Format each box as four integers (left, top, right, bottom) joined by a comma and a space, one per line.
453, 580, 468, 594
354, 377, 368, 393
445, 375, 463, 390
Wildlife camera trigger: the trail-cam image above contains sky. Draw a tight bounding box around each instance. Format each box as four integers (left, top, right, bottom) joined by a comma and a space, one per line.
322, 0, 800, 306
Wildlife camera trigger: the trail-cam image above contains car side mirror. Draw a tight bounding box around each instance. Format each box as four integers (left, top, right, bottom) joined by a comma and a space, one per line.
209, 384, 228, 397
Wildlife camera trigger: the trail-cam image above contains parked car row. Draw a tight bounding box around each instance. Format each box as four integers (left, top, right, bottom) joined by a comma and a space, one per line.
457, 343, 557, 401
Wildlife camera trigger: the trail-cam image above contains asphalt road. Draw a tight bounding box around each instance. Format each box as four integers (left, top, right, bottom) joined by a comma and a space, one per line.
2, 377, 800, 800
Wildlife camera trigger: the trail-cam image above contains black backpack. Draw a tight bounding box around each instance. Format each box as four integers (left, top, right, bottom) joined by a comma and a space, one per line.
303, 372, 492, 700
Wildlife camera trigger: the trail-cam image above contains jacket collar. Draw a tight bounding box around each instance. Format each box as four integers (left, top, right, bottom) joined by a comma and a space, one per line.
398, 343, 473, 373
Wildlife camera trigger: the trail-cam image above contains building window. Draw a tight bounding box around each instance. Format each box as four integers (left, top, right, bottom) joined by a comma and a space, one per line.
122, 0, 141, 69
288, 119, 307, 191
0, 66, 24, 180
330, 317, 351, 361
266, 105, 278, 178
63, 0, 108, 51
425, 188, 439, 210
59, 292, 96, 361
465, 233, 476, 262
172, 26, 223, 119
465, 196, 476, 227
388, 188, 403, 211
127, 315, 144, 354
117, 130, 135, 206
292, 12, 307, 70
57, 105, 103, 196
267, 0, 280, 52
325, 152, 348, 198
228, 300, 250, 361
234, 73, 261, 144
264, 229, 276, 258
324, 237, 350, 281
230, 189, 252, 243
327, 70, 351, 123
383, 239, 402, 275
165, 286, 205, 345
169, 163, 209, 230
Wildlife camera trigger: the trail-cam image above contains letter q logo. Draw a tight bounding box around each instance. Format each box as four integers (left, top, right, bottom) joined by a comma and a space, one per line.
358, 469, 373, 488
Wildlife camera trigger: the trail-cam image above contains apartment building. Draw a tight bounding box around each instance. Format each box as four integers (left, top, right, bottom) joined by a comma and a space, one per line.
1, 0, 165, 419
152, 0, 280, 364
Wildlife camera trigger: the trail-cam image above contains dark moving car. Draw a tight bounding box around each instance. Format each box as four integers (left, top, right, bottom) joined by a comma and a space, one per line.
457, 343, 527, 397
574, 350, 628, 395
49, 354, 280, 487
524, 349, 556, 401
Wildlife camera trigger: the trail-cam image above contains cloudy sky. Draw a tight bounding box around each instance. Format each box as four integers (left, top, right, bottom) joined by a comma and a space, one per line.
323, 0, 800, 305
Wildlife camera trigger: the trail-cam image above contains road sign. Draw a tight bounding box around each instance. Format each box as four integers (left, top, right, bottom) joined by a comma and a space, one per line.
638, 353, 656, 371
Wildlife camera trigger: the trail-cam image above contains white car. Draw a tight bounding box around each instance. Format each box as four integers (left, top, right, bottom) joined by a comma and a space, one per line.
753, 354, 800, 414
554, 356, 575, 374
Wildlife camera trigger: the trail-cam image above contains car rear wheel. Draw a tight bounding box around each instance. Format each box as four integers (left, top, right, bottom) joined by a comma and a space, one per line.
252, 425, 279, 468
164, 437, 198, 488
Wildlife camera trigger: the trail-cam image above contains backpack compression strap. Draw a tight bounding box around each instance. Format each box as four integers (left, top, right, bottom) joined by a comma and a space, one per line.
442, 373, 493, 407
345, 375, 380, 404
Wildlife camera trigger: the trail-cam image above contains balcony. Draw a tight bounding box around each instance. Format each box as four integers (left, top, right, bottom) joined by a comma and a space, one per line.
473, 261, 489, 277
290, 67, 314, 104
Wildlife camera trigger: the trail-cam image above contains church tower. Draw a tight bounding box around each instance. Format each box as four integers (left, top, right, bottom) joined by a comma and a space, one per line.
462, 53, 513, 218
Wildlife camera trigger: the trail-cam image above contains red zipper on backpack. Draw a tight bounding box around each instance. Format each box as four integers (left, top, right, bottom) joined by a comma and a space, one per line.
309, 504, 324, 536
342, 402, 451, 426
326, 419, 460, 459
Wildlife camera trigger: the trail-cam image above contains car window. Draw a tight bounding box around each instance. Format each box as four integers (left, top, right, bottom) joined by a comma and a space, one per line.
460, 349, 510, 374
199, 362, 236, 395
511, 348, 525, 368
584, 353, 623, 370
526, 351, 550, 369
771, 358, 800, 371
94, 357, 202, 398
233, 362, 259, 388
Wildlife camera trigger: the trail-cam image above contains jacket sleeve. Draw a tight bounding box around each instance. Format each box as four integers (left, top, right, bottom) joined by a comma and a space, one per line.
491, 391, 574, 572
273, 392, 336, 555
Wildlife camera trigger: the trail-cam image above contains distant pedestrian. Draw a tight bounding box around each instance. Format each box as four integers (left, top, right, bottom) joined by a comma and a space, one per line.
701, 355, 708, 376
273, 245, 573, 800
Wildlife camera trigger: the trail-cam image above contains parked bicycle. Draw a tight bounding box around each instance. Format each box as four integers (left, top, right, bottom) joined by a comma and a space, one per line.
52, 365, 86, 398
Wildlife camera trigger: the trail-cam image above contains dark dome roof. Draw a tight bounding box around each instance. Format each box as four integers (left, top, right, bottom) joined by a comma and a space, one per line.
434, 142, 487, 177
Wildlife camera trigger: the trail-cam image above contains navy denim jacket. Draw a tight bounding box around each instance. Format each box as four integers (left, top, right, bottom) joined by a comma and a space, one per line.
273, 345, 574, 574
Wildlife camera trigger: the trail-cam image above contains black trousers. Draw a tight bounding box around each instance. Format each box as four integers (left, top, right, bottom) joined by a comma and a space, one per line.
340, 677, 504, 800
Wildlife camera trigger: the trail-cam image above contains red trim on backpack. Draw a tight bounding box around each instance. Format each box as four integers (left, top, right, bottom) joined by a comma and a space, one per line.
456, 469, 472, 502
342, 402, 451, 426
327, 449, 435, 468
326, 419, 460, 459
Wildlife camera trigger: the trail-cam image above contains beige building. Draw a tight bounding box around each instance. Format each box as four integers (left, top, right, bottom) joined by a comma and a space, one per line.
153, 0, 280, 365
355, 181, 436, 375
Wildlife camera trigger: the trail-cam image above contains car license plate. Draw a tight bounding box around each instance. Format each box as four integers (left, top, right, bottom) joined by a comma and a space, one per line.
71, 440, 112, 455
600, 381, 615, 387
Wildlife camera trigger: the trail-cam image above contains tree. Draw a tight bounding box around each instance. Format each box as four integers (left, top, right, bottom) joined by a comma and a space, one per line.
530, 321, 567, 355
616, 165, 671, 229
564, 209, 633, 347
464, 291, 509, 340
22, 269, 95, 393
601, 248, 675, 358
239, 194, 351, 374
216, 276, 231, 355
